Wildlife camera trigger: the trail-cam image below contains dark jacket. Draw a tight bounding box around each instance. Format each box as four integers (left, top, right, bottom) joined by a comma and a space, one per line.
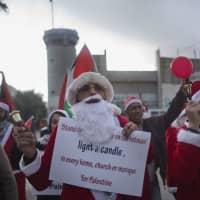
143, 88, 187, 182
0, 144, 18, 200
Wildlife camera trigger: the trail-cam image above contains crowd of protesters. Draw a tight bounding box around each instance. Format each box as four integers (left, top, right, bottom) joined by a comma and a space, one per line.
0, 63, 199, 200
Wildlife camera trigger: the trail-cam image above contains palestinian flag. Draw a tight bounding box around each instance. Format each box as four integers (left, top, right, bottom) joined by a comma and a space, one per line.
57, 72, 73, 118
24, 115, 34, 129
58, 44, 97, 116
72, 44, 97, 78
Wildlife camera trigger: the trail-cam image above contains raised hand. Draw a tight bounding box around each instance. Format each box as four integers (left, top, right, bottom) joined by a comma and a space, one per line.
122, 121, 139, 138
181, 78, 192, 98
186, 101, 200, 130
13, 126, 37, 159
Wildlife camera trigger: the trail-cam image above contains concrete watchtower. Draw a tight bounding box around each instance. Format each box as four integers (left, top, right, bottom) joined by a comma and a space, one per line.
43, 28, 79, 111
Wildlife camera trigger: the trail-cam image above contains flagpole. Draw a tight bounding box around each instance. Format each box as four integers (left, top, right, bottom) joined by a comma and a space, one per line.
50, 0, 54, 28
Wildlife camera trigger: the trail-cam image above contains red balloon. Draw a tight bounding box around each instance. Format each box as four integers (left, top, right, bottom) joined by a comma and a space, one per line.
170, 56, 193, 78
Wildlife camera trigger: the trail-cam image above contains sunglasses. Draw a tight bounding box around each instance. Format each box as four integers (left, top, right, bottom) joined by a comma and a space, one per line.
78, 84, 104, 92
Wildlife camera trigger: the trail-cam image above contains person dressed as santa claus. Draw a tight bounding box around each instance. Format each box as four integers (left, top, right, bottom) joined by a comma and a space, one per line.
0, 101, 26, 200
123, 78, 190, 200
35, 109, 69, 200
166, 80, 200, 200
14, 72, 153, 200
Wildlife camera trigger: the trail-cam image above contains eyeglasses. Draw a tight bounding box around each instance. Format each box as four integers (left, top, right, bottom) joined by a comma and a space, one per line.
78, 84, 104, 92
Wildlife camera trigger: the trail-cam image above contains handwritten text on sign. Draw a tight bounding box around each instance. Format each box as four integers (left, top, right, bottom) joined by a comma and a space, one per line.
49, 117, 151, 197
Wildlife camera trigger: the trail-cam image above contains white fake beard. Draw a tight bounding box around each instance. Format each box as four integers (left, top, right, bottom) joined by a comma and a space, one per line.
72, 95, 117, 144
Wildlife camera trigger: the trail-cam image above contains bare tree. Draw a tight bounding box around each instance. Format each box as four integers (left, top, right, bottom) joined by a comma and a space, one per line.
0, 1, 8, 12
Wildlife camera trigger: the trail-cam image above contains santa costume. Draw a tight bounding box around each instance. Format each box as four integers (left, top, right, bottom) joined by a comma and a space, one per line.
166, 80, 200, 200
20, 72, 152, 200
0, 101, 26, 200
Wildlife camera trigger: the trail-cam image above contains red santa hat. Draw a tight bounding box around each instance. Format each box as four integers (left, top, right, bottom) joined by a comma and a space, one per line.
67, 72, 114, 105
172, 81, 200, 128
0, 101, 9, 112
191, 80, 200, 102
171, 103, 188, 128
124, 96, 143, 111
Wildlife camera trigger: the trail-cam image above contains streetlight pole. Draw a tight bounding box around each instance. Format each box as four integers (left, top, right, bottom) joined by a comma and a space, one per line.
49, 0, 54, 28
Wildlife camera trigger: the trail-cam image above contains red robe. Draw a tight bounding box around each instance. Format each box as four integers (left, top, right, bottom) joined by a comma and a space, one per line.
166, 127, 200, 200
2, 124, 26, 200
23, 115, 152, 200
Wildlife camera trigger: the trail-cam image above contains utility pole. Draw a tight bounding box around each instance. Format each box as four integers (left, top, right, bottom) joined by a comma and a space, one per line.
0, 1, 8, 12
49, 0, 54, 28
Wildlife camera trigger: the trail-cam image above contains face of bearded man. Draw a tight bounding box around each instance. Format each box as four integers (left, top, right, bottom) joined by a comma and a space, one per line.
72, 94, 117, 144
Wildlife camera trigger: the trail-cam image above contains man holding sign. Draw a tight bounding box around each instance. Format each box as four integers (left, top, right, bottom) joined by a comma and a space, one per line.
124, 79, 189, 199
15, 72, 151, 200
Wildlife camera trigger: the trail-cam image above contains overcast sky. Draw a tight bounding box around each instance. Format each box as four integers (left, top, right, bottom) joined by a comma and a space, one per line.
0, 0, 200, 101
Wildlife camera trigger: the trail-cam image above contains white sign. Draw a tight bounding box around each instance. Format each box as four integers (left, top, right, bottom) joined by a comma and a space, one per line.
31, 181, 62, 195
49, 117, 151, 197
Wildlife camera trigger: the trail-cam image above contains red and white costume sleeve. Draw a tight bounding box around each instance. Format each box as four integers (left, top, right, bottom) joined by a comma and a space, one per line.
2, 124, 13, 155
2, 124, 26, 200
20, 115, 151, 200
20, 124, 56, 190
166, 127, 200, 200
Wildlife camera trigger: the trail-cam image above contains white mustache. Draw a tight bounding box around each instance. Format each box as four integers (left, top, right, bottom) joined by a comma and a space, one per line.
83, 94, 103, 103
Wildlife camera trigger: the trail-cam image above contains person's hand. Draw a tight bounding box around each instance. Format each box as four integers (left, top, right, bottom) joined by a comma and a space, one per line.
181, 78, 192, 97
13, 126, 37, 159
185, 101, 200, 130
122, 121, 138, 138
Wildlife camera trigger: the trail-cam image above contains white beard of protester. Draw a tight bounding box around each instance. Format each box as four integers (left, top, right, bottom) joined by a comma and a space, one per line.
72, 94, 117, 144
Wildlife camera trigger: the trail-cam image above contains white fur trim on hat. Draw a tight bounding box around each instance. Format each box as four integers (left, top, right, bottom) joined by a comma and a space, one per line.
111, 104, 121, 115
192, 90, 200, 102
0, 102, 9, 112
171, 109, 187, 128
124, 99, 142, 111
47, 109, 69, 125
67, 72, 114, 105
178, 129, 200, 147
